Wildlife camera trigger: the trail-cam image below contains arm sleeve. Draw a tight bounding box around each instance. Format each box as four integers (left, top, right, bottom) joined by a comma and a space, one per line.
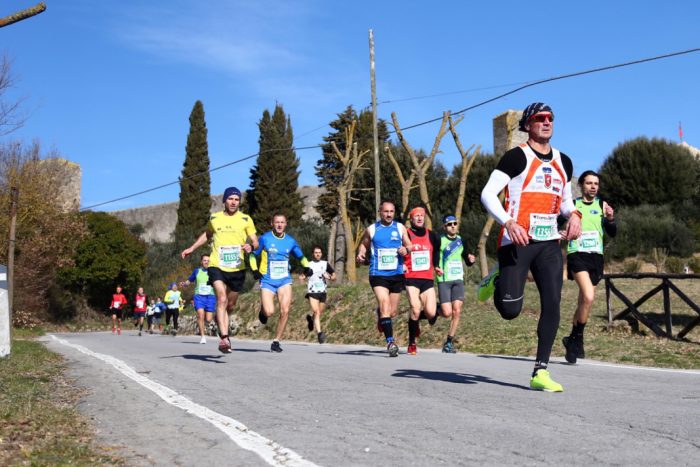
187, 269, 197, 282
480, 170, 512, 226
429, 231, 441, 268
246, 217, 256, 237
559, 181, 577, 218
326, 264, 335, 274
248, 255, 259, 271
461, 238, 475, 266
603, 218, 617, 237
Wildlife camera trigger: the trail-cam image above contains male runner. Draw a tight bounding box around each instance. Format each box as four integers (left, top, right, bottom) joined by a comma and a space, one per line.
180, 254, 216, 344
163, 282, 181, 336
480, 102, 581, 392
109, 285, 128, 335
301, 246, 336, 344
404, 206, 441, 355
563, 170, 616, 363
133, 287, 148, 336
181, 186, 258, 354
436, 214, 476, 353
356, 200, 411, 357
250, 213, 313, 353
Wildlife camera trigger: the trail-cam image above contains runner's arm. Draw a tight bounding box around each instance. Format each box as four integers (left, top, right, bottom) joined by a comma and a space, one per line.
181, 230, 212, 259
480, 170, 512, 226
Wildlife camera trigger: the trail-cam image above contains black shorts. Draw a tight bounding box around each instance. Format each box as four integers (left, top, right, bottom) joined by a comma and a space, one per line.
369, 274, 405, 294
567, 253, 605, 286
207, 267, 246, 293
405, 278, 435, 294
306, 292, 327, 303
109, 307, 124, 319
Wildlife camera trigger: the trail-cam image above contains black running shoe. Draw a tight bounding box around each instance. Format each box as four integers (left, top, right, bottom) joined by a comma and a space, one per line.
563, 336, 577, 364
258, 307, 268, 325
318, 332, 326, 344
270, 341, 283, 353
306, 314, 314, 331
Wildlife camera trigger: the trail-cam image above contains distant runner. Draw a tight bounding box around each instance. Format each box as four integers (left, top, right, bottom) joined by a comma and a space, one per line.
163, 283, 181, 336
563, 170, 616, 364
180, 254, 216, 344
133, 287, 148, 336
301, 246, 336, 344
109, 285, 128, 335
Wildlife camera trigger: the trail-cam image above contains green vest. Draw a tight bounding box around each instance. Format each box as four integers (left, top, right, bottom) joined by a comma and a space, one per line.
438, 235, 464, 282
195, 268, 213, 296
568, 197, 604, 254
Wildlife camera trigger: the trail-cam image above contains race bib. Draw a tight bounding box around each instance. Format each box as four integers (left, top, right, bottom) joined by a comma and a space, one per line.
136, 299, 145, 308
411, 250, 430, 272
447, 260, 464, 279
270, 260, 289, 280
528, 214, 559, 241
219, 245, 242, 269
113, 301, 120, 308
197, 284, 213, 295
578, 231, 602, 253
310, 278, 325, 292
377, 248, 398, 271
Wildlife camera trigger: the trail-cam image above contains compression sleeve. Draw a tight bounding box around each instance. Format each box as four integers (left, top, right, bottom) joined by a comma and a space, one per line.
603, 218, 617, 237
429, 230, 441, 268
480, 170, 512, 226
299, 257, 310, 267
559, 180, 578, 218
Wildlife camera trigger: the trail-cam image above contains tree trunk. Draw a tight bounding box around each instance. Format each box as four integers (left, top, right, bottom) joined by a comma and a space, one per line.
334, 218, 346, 283
478, 217, 496, 278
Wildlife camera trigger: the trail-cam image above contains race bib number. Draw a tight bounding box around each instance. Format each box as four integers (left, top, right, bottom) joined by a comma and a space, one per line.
136, 299, 145, 308
197, 284, 213, 295
578, 231, 602, 253
310, 278, 325, 292
113, 301, 120, 308
411, 250, 430, 272
219, 245, 242, 269
447, 260, 464, 279
270, 260, 289, 280
377, 248, 398, 271
528, 214, 559, 241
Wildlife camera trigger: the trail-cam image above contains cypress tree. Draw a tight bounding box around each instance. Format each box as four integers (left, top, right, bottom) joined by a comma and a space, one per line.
174, 100, 211, 253
247, 103, 303, 228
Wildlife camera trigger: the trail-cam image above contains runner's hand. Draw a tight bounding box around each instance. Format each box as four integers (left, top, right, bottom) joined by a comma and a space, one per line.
252, 270, 263, 280
303, 267, 314, 278
242, 244, 252, 253
562, 213, 582, 240
505, 220, 529, 246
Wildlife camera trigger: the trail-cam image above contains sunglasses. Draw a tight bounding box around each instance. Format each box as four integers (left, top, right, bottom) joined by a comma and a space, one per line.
444, 222, 458, 227
529, 113, 554, 123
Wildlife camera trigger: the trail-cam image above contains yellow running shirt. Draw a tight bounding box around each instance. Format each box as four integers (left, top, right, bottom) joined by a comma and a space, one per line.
208, 210, 256, 272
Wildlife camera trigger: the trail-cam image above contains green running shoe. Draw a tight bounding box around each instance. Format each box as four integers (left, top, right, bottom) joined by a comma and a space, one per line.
530, 369, 563, 392
477, 267, 499, 302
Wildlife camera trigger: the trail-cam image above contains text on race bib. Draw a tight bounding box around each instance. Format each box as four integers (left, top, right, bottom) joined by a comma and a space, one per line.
219, 245, 242, 269
447, 260, 464, 279
377, 248, 398, 270
269, 260, 289, 280
578, 231, 602, 253
528, 214, 559, 241
411, 250, 430, 272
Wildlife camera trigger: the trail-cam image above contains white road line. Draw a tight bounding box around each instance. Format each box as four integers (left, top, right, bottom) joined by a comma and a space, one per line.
50, 335, 321, 467
573, 358, 700, 374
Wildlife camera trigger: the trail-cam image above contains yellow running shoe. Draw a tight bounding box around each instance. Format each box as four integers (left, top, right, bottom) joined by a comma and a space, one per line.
477, 267, 499, 302
530, 369, 563, 392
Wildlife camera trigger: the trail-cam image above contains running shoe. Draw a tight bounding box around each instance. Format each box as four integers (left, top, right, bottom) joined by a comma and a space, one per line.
387, 341, 399, 357
375, 307, 382, 333
171, 328, 177, 336
477, 266, 499, 302
138, 331, 142, 337
270, 341, 283, 353
117, 328, 121, 335
218, 338, 232, 354
258, 307, 268, 325
199, 336, 207, 344
442, 341, 457, 354
407, 343, 417, 355
111, 327, 116, 334
317, 332, 327, 344
149, 329, 153, 335
563, 336, 585, 364
530, 369, 563, 392
306, 314, 314, 331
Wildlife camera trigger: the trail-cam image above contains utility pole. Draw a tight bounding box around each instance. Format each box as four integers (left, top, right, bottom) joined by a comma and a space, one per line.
369, 29, 381, 218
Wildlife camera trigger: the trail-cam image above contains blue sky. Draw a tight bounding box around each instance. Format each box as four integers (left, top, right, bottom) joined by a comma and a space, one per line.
3, 0, 699, 211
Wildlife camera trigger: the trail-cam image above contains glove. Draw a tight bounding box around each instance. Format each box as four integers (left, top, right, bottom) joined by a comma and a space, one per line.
252, 270, 263, 280
303, 267, 314, 278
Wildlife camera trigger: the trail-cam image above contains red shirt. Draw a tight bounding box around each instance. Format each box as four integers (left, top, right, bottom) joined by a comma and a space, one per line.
133, 293, 147, 312
110, 293, 128, 309
405, 229, 435, 280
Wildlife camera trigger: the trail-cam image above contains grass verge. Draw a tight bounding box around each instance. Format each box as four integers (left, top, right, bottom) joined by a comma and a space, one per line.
0, 336, 122, 466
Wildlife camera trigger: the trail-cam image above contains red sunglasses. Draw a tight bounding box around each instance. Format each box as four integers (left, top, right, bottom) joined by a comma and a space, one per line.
529, 113, 554, 123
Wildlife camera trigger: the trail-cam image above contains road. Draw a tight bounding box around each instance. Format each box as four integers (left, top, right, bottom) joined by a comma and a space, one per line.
43, 331, 700, 466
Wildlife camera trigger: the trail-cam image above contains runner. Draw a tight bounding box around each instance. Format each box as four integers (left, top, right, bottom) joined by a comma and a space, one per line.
250, 213, 313, 353
108, 285, 128, 335
146, 298, 157, 334
181, 186, 258, 354
180, 254, 216, 344
133, 287, 148, 336
153, 297, 166, 334
403, 206, 441, 355
356, 200, 411, 357
563, 170, 616, 364
436, 214, 476, 353
479, 102, 581, 392
301, 246, 336, 344
163, 283, 181, 336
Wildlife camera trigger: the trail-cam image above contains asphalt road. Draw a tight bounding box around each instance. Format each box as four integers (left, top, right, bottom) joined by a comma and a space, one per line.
43, 331, 700, 466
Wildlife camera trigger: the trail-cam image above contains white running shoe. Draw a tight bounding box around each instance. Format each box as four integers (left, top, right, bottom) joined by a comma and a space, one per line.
199, 336, 207, 344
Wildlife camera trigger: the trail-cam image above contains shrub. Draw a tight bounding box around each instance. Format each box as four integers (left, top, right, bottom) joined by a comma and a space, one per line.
665, 256, 686, 274
622, 258, 642, 273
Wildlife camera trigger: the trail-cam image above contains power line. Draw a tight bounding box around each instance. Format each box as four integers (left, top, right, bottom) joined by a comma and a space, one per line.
82, 46, 700, 211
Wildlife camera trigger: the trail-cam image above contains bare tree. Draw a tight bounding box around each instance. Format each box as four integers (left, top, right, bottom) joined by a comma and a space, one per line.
384, 143, 416, 218
391, 111, 450, 229
0, 55, 27, 135
447, 114, 481, 225
330, 120, 370, 283
0, 2, 46, 29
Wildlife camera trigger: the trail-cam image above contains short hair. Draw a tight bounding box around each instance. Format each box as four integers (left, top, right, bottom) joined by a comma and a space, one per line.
201, 254, 210, 260
578, 170, 600, 186
379, 200, 396, 210
312, 245, 323, 252
271, 212, 287, 222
